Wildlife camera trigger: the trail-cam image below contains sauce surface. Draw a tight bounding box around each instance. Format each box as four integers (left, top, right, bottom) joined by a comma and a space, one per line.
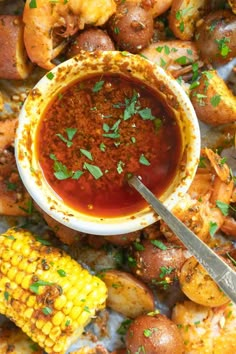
36, 74, 182, 217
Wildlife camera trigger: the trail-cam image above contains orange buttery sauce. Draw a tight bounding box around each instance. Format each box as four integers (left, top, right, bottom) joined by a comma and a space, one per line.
36, 74, 182, 217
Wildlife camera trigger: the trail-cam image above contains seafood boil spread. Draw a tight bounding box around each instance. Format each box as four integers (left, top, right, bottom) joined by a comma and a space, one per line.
0, 0, 236, 353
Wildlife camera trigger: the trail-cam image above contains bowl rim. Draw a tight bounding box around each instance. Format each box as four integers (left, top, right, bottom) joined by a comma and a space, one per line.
15, 51, 201, 236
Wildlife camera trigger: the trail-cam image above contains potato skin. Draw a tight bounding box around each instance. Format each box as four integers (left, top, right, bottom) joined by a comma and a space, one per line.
131, 239, 186, 287
66, 28, 115, 58
108, 1, 153, 53
195, 10, 236, 64
190, 70, 236, 126
126, 314, 184, 354
179, 256, 230, 307
0, 15, 32, 79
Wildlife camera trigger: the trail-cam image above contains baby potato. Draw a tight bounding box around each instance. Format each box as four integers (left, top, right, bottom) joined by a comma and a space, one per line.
99, 270, 155, 318
66, 28, 115, 58
0, 15, 32, 79
126, 313, 184, 354
195, 10, 236, 64
108, 1, 153, 53
169, 0, 207, 40
132, 239, 186, 288
179, 256, 230, 307
190, 70, 236, 126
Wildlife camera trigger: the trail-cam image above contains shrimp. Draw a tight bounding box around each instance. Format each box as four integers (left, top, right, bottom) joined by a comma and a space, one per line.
141, 40, 202, 78
23, 0, 117, 70
160, 148, 234, 246
172, 300, 236, 354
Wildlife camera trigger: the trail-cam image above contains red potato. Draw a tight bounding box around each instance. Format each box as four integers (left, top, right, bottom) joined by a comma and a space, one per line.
99, 270, 155, 318
108, 1, 154, 53
66, 28, 115, 58
0, 15, 32, 79
126, 313, 184, 354
104, 231, 140, 247
131, 239, 186, 288
195, 10, 236, 65
169, 0, 207, 40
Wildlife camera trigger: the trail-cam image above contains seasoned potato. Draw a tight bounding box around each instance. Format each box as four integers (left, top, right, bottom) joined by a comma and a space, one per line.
169, 0, 207, 40
99, 270, 155, 318
190, 70, 236, 126
126, 313, 184, 354
104, 231, 140, 247
66, 28, 115, 58
108, 1, 153, 53
131, 239, 186, 288
0, 15, 32, 79
179, 256, 230, 307
195, 10, 236, 64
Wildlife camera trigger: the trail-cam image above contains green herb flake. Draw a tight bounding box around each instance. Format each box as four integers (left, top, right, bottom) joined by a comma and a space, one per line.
46, 72, 54, 80
80, 148, 93, 161
179, 21, 184, 32
57, 269, 67, 277
103, 123, 110, 133
209, 221, 218, 237
151, 239, 167, 250
131, 136, 136, 143
139, 154, 150, 166
156, 46, 163, 53
83, 306, 91, 313
210, 94, 221, 107
92, 80, 104, 93
42, 307, 53, 315
159, 266, 175, 278
143, 328, 153, 337
103, 132, 120, 139
117, 319, 132, 335
4, 291, 9, 301
83, 162, 103, 180
99, 142, 106, 152
66, 127, 77, 141
138, 108, 155, 120
35, 237, 51, 246
175, 56, 190, 65
117, 160, 125, 174
6, 182, 17, 191
198, 156, 207, 168
215, 37, 231, 58
72, 170, 84, 180
65, 319, 71, 327
160, 57, 166, 68
134, 241, 145, 251
216, 200, 229, 216
29, 0, 37, 8
29, 280, 54, 294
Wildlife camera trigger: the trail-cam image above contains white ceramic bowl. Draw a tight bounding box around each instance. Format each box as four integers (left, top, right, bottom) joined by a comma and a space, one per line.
15, 51, 200, 235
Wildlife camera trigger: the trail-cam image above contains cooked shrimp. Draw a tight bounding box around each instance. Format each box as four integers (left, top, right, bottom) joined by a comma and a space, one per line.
172, 300, 236, 354
221, 217, 236, 239
23, 0, 116, 70
160, 148, 234, 246
0, 118, 17, 150
141, 40, 201, 78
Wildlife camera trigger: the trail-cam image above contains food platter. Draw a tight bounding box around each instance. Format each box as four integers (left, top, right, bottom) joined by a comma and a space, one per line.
0, 0, 236, 353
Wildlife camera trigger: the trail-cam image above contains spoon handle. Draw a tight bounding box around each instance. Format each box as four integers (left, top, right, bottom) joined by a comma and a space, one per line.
129, 176, 236, 304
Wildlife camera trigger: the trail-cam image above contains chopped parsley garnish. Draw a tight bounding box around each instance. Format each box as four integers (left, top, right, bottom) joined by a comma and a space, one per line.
210, 94, 221, 107
92, 80, 104, 92
151, 239, 167, 250
42, 307, 53, 315
80, 149, 93, 161
46, 72, 54, 80
215, 37, 231, 57
139, 154, 150, 166
29, 0, 37, 8
216, 200, 229, 216
209, 221, 218, 237
83, 162, 103, 180
29, 280, 54, 294
56, 128, 77, 147
57, 269, 67, 277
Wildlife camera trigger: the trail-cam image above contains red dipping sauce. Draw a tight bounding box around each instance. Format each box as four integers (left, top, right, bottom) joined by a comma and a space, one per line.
36, 74, 182, 217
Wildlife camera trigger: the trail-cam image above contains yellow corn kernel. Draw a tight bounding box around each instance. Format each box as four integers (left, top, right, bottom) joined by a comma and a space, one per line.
0, 228, 107, 354
52, 311, 65, 326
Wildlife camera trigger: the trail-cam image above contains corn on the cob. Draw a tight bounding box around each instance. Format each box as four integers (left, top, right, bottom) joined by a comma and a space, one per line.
0, 228, 107, 354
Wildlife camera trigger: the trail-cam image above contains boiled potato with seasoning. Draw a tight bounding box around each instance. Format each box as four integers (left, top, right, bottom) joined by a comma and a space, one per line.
126, 313, 184, 354
108, 1, 153, 53
0, 15, 32, 79
179, 256, 230, 307
169, 0, 207, 40
195, 10, 236, 65
99, 270, 155, 318
190, 70, 236, 126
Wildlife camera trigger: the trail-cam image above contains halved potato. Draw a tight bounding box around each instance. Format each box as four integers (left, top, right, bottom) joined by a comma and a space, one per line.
99, 270, 155, 318
169, 0, 207, 40
0, 15, 33, 80
179, 256, 230, 307
190, 70, 236, 126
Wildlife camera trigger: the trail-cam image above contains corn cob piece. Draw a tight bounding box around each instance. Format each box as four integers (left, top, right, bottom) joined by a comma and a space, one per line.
0, 229, 107, 354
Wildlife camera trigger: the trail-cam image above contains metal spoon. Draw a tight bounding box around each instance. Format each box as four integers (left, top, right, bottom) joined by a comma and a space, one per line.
129, 175, 236, 304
